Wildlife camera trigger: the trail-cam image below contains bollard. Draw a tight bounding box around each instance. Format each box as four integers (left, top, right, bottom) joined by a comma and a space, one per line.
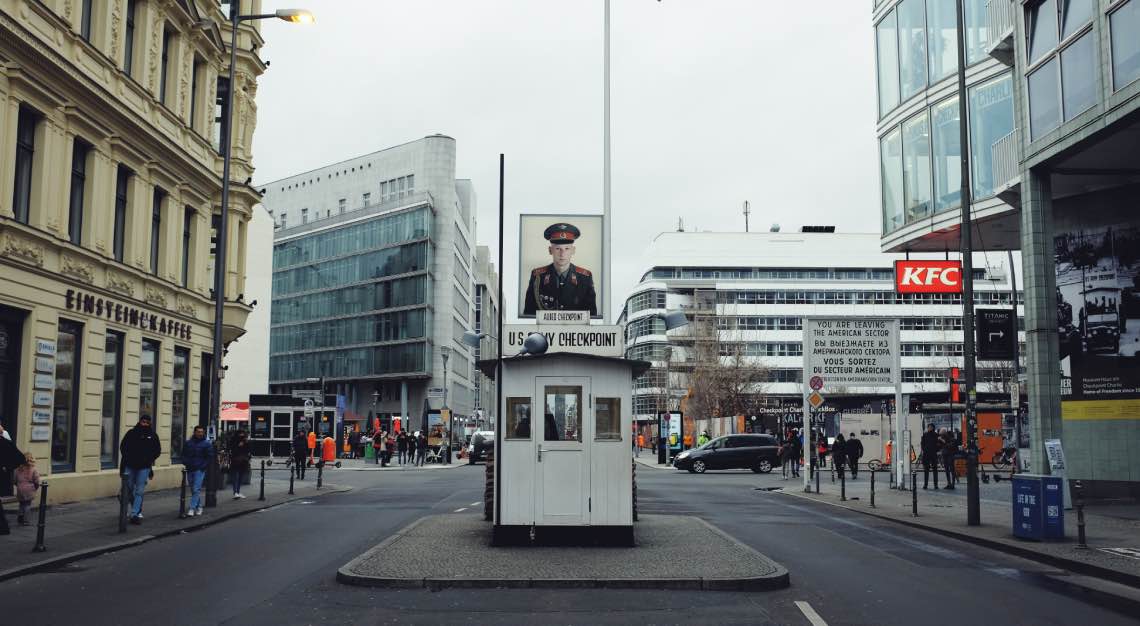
288, 466, 295, 495
118, 473, 130, 533
840, 465, 846, 501
911, 470, 918, 517
317, 462, 324, 490
258, 460, 266, 502
815, 464, 820, 494
32, 481, 48, 553
179, 469, 188, 519
1074, 480, 1088, 549
870, 469, 876, 508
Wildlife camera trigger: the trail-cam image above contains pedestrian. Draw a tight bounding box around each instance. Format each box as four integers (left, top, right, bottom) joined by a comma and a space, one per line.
0, 422, 23, 500
939, 428, 958, 489
182, 426, 213, 516
292, 430, 308, 480
307, 429, 317, 466
13, 453, 40, 526
790, 429, 802, 477
846, 432, 863, 479
832, 433, 848, 478
920, 424, 940, 489
348, 430, 361, 460
817, 432, 829, 469
385, 433, 395, 466
373, 431, 385, 465
416, 432, 428, 466
228, 430, 251, 499
397, 432, 408, 464
119, 414, 161, 524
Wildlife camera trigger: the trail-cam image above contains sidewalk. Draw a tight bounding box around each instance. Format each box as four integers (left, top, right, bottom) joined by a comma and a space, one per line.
0, 476, 350, 582
333, 457, 473, 471
634, 453, 673, 470
774, 470, 1140, 587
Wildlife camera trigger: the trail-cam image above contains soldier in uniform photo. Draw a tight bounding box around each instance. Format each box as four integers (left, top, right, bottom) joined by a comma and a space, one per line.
523, 223, 598, 316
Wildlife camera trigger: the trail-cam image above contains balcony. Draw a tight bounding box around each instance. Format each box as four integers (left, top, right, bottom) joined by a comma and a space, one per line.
991, 128, 1022, 204
986, 0, 1015, 66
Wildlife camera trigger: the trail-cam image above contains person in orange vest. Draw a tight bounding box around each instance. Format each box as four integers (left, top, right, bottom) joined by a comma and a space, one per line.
307, 430, 317, 466
321, 434, 336, 464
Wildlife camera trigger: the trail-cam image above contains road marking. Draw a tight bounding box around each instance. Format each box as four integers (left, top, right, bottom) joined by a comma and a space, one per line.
470, 501, 481, 507
794, 601, 828, 626
454, 507, 467, 513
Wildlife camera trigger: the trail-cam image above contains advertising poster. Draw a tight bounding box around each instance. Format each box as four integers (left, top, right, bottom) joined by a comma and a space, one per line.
1054, 222, 1140, 418
518, 214, 603, 318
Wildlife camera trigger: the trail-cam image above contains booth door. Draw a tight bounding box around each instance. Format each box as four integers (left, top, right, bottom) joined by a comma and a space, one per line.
535, 377, 590, 525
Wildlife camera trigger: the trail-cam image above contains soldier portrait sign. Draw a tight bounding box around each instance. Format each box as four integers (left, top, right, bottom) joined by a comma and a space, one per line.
518, 214, 603, 319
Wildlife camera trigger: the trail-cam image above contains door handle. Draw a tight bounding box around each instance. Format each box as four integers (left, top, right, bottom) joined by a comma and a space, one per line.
538, 446, 543, 462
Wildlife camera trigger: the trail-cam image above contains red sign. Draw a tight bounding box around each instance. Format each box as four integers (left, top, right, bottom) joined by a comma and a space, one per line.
894, 260, 963, 293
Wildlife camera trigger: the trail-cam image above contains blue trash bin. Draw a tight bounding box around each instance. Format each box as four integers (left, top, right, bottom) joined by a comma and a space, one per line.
1012, 474, 1065, 541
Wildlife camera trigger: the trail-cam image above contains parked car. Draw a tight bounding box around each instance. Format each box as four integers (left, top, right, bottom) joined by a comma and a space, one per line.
467, 430, 495, 464
672, 434, 781, 474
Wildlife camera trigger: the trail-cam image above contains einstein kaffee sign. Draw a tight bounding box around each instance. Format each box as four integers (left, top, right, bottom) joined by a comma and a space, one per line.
803, 317, 899, 388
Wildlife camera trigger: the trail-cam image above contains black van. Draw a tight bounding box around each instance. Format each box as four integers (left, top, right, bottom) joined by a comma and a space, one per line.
672, 434, 781, 474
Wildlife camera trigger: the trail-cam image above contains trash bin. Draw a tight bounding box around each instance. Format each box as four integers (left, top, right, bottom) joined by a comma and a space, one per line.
953, 453, 968, 478
1012, 474, 1065, 541
364, 442, 375, 460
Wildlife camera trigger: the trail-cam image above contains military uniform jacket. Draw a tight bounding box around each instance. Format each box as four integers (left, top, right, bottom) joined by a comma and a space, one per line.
523, 264, 597, 316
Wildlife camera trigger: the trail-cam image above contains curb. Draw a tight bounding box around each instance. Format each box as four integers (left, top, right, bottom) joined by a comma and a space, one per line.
0, 485, 351, 583
336, 515, 790, 592
776, 489, 1140, 606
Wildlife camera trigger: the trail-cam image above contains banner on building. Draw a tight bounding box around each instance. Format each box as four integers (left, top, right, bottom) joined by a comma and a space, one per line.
803, 317, 900, 388
518, 214, 603, 319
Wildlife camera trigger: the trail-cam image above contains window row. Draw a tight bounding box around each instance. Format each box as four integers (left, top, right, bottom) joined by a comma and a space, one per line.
880, 74, 1014, 235
627, 290, 667, 316
876, 0, 988, 119
1026, 0, 1098, 139
718, 289, 1021, 306
271, 242, 429, 296
271, 275, 428, 325
626, 316, 666, 341
645, 267, 896, 281
269, 342, 428, 381
902, 368, 1017, 383
273, 208, 430, 268
627, 342, 670, 362
269, 309, 428, 354
505, 395, 622, 441
380, 175, 415, 205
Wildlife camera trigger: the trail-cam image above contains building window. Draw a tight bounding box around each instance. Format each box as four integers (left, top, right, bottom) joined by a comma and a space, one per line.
13, 106, 37, 224
171, 347, 189, 461
880, 127, 903, 234
898, 0, 927, 101
101, 331, 124, 469
338, 198, 346, 214
182, 207, 194, 287
52, 319, 84, 472
1026, 0, 1096, 139
964, 0, 989, 64
279, 212, 286, 229
140, 339, 160, 424
301, 208, 308, 224
124, 0, 137, 75
190, 57, 204, 131
113, 166, 130, 262
1028, 58, 1061, 138
926, 0, 958, 82
595, 398, 621, 441
901, 111, 931, 223
406, 175, 414, 194
214, 76, 230, 152
506, 397, 531, 439
1111, 0, 1140, 90
151, 188, 165, 275
968, 73, 1015, 199
362, 192, 371, 207
876, 10, 899, 117
81, 0, 95, 42
159, 27, 172, 103
931, 96, 961, 212
68, 139, 90, 245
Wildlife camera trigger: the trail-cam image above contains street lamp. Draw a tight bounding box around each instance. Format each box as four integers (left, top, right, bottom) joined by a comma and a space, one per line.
207, 6, 313, 508
650, 311, 688, 464
440, 346, 451, 463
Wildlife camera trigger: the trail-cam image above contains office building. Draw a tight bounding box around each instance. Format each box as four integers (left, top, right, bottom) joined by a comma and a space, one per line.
472, 245, 499, 431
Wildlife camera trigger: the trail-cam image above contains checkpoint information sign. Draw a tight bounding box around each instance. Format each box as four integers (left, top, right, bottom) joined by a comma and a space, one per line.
804, 317, 900, 387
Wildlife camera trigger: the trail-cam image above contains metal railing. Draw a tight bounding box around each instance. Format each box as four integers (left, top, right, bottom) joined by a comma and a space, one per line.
991, 128, 1021, 193
986, 0, 1014, 48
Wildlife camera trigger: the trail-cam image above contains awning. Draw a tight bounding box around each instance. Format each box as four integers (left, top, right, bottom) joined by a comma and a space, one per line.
221, 401, 250, 422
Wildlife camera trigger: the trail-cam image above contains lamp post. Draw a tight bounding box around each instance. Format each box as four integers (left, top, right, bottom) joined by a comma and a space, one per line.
463, 330, 497, 435
441, 346, 451, 463
207, 7, 313, 508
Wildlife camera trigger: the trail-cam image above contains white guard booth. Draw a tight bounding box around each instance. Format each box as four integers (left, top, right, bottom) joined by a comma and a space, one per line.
482, 352, 649, 546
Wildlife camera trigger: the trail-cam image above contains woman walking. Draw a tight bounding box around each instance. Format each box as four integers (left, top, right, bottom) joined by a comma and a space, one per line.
13, 453, 40, 526
228, 430, 251, 499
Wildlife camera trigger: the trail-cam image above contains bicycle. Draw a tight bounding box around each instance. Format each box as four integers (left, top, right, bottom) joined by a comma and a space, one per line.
991, 446, 1018, 470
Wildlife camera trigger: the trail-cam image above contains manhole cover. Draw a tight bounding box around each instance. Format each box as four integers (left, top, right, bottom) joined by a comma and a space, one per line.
1098, 548, 1140, 560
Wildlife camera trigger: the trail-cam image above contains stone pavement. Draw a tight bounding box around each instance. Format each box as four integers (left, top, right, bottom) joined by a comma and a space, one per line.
331, 457, 471, 471
0, 475, 350, 582
338, 513, 789, 591
772, 469, 1140, 586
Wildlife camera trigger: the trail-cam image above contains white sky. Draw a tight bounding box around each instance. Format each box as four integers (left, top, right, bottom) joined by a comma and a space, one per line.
252, 1, 879, 321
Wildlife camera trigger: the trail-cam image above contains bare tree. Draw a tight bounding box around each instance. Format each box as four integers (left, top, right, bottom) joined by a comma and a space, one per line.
684, 312, 772, 424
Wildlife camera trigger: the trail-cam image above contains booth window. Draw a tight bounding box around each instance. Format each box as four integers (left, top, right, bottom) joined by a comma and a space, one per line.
543, 386, 582, 442
595, 398, 621, 441
506, 397, 531, 439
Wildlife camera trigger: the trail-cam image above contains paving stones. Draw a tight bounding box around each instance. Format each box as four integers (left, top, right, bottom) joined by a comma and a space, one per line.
337, 513, 789, 591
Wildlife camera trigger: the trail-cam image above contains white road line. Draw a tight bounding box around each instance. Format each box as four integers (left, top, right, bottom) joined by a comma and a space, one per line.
454, 507, 467, 513
794, 601, 829, 626
470, 501, 481, 507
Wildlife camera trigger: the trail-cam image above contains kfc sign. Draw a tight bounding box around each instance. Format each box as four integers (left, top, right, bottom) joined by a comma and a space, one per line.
894, 260, 963, 293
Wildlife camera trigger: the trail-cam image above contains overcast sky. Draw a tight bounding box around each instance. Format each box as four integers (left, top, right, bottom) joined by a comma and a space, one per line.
252, 1, 878, 321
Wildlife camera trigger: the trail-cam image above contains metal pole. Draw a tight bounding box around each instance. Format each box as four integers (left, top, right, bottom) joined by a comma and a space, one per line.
494, 153, 505, 527
207, 8, 241, 510
31, 481, 48, 552
1008, 248, 1021, 472
871, 469, 876, 508
840, 463, 846, 501
955, 0, 981, 527
1074, 480, 1087, 549
317, 463, 323, 490
258, 459, 265, 501
911, 470, 918, 516
179, 469, 188, 519
288, 464, 294, 495
815, 458, 820, 494
118, 473, 129, 533
602, 0, 612, 323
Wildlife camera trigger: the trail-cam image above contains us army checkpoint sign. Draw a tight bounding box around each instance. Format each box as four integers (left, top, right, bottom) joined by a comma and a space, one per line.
803, 317, 900, 387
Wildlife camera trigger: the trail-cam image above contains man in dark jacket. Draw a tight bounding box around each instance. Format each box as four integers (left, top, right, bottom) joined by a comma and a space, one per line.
292, 430, 307, 480
940, 429, 959, 489
0, 426, 26, 534
120, 415, 161, 524
348, 430, 360, 460
846, 433, 864, 479
397, 432, 408, 465
832, 434, 848, 478
182, 425, 213, 516
920, 424, 940, 489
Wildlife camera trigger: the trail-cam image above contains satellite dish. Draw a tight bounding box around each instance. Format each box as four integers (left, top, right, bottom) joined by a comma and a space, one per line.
519, 332, 549, 356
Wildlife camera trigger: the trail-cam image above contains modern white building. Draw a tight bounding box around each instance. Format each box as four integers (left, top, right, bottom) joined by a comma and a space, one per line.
619, 229, 1023, 440
259, 135, 479, 432
221, 204, 274, 403
472, 245, 500, 429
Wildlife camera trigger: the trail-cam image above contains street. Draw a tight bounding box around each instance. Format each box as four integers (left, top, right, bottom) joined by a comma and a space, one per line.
1, 464, 1134, 626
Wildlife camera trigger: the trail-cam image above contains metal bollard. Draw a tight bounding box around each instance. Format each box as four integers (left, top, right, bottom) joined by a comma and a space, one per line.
840, 465, 846, 501
258, 460, 266, 502
317, 462, 324, 490
32, 481, 48, 553
179, 469, 188, 519
870, 469, 876, 508
288, 466, 295, 495
911, 470, 918, 517
118, 473, 130, 533
815, 464, 820, 494
830, 462, 835, 483
1074, 480, 1088, 549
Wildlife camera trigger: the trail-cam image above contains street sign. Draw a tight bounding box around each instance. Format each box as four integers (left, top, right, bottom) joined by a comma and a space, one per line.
809, 375, 824, 391
803, 318, 900, 387
427, 387, 445, 399
303, 399, 314, 419
976, 309, 1016, 360
292, 390, 322, 400
808, 391, 825, 409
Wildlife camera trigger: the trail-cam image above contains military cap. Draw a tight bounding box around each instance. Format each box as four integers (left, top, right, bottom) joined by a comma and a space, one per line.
543, 223, 581, 244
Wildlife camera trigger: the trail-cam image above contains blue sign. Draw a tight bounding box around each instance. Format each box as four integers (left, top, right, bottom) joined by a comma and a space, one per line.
1012, 476, 1042, 540
1042, 476, 1065, 540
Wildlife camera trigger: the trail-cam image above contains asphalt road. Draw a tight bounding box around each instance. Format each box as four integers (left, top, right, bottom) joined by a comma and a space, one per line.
0, 463, 1135, 626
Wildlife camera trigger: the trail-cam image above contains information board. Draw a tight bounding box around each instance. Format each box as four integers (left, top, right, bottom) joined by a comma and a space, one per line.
803, 318, 900, 387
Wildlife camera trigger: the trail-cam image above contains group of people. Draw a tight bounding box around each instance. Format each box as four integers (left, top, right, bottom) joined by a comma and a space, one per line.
0, 421, 39, 532
919, 424, 961, 489
778, 429, 864, 479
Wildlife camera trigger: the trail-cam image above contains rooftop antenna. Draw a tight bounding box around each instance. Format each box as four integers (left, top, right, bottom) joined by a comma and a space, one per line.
677, 217, 685, 232
743, 200, 750, 233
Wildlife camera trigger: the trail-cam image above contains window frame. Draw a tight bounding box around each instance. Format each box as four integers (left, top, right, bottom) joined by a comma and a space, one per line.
124, 0, 137, 76
13, 105, 38, 225
52, 319, 85, 473
181, 206, 194, 287
139, 338, 161, 426
68, 138, 91, 245
151, 187, 165, 275
506, 397, 532, 439
113, 166, 131, 262
101, 330, 124, 469
170, 346, 190, 462
1108, 0, 1140, 91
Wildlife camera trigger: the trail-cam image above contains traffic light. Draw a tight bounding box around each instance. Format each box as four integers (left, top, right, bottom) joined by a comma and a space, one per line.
950, 366, 961, 402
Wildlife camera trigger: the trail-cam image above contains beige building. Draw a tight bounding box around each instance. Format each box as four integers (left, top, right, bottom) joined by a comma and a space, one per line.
0, 0, 268, 503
